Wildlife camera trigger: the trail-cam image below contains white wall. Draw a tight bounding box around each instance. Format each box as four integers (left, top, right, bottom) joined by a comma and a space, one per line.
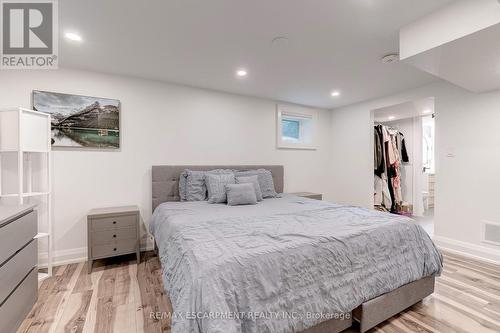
331, 80, 500, 263
0, 69, 333, 264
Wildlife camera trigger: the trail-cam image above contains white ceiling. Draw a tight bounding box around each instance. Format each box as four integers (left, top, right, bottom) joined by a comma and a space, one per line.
373, 97, 435, 123
404, 22, 500, 93
59, 0, 455, 109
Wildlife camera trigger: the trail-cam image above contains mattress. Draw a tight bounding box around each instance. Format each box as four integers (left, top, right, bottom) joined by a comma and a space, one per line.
150, 194, 442, 333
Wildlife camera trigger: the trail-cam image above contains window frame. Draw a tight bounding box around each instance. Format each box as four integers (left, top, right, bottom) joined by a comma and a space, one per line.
276, 105, 317, 150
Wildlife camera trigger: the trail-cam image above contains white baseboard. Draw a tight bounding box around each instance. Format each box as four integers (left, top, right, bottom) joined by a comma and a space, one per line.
39, 242, 155, 267
42, 236, 500, 268
39, 247, 87, 267
433, 235, 500, 265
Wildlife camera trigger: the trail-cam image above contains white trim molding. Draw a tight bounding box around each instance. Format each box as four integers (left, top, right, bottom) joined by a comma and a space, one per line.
38, 240, 156, 267
39, 247, 87, 267
433, 235, 500, 265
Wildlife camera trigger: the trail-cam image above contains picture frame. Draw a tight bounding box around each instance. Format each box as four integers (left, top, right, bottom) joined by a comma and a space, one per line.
32, 90, 121, 149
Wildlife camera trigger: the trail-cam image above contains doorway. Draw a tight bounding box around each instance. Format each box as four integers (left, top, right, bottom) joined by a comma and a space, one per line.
372, 97, 435, 236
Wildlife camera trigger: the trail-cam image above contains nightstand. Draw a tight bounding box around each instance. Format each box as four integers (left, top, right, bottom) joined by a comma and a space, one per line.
289, 192, 323, 200
87, 205, 140, 273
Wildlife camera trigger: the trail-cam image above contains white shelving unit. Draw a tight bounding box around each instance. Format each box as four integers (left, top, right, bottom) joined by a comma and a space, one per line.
0, 107, 53, 282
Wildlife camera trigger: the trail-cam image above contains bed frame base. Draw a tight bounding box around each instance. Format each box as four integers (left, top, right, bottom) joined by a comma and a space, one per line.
353, 276, 435, 333
300, 317, 352, 333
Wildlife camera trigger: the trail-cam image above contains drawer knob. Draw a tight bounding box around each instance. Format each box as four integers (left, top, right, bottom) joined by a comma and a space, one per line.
113, 234, 117, 238
113, 248, 117, 251
113, 221, 117, 224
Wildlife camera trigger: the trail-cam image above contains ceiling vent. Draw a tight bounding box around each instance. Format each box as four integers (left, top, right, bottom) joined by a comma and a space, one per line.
271, 36, 290, 48
381, 54, 400, 64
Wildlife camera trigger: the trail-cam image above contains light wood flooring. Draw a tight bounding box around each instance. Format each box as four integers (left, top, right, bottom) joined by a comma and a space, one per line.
17, 250, 500, 333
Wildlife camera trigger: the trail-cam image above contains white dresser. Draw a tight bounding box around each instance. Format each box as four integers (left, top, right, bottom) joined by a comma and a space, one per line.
0, 204, 38, 333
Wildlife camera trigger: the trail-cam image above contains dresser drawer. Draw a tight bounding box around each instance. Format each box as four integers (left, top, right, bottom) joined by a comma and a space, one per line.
0, 268, 37, 333
0, 210, 37, 266
0, 240, 37, 305
90, 214, 137, 231
91, 227, 137, 246
91, 240, 137, 259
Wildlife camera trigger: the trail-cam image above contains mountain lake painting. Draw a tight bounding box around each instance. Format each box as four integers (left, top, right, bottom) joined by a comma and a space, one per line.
32, 91, 120, 149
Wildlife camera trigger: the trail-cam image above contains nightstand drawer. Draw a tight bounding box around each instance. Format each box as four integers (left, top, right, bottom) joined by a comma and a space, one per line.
91, 241, 137, 259
91, 227, 137, 245
87, 206, 140, 273
90, 214, 136, 231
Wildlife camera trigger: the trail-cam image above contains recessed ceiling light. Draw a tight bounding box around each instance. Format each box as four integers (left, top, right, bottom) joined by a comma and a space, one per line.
65, 32, 82, 42
388, 116, 396, 120
236, 69, 248, 78
330, 90, 341, 97
423, 109, 432, 114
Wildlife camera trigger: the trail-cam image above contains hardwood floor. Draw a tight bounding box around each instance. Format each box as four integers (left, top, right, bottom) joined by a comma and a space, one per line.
17, 251, 500, 333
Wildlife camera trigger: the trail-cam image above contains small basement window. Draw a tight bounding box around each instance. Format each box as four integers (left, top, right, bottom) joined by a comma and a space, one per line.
282, 118, 301, 142
276, 105, 317, 149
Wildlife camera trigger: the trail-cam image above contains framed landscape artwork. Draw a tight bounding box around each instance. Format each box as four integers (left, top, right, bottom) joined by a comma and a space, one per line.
32, 90, 120, 149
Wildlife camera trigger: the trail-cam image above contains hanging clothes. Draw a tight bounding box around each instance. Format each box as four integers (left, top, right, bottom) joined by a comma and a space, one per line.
374, 125, 392, 209
374, 125, 385, 177
373, 124, 409, 213
397, 132, 409, 163
374, 174, 392, 208
374, 130, 383, 174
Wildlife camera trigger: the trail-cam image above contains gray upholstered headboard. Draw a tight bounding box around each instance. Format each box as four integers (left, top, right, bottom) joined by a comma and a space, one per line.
152, 165, 284, 211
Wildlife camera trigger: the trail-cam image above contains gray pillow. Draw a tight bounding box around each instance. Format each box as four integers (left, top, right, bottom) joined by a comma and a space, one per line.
185, 170, 207, 201
185, 169, 233, 201
235, 175, 263, 201
206, 173, 235, 203
235, 169, 277, 198
179, 171, 188, 201
226, 183, 258, 206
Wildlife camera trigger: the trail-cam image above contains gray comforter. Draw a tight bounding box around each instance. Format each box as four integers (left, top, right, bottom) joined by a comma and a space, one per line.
150, 195, 442, 333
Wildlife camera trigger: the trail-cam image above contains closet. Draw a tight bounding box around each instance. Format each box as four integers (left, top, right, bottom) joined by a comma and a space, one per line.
374, 123, 411, 215
372, 97, 435, 223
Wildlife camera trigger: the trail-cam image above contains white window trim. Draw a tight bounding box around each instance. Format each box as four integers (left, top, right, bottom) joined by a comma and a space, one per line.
276, 105, 317, 150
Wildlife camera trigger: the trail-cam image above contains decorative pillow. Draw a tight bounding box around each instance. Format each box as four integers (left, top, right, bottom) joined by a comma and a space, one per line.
185, 170, 207, 201
206, 173, 235, 203
226, 183, 258, 206
184, 169, 234, 201
235, 175, 263, 201
235, 169, 277, 198
179, 170, 188, 201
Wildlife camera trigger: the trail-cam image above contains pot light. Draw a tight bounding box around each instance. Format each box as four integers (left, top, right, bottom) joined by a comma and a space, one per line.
65, 32, 82, 42
330, 90, 341, 97
423, 109, 432, 114
236, 69, 248, 78
388, 116, 396, 120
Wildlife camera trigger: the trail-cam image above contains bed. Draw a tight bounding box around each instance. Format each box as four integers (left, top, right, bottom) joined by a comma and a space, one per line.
150, 165, 442, 333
